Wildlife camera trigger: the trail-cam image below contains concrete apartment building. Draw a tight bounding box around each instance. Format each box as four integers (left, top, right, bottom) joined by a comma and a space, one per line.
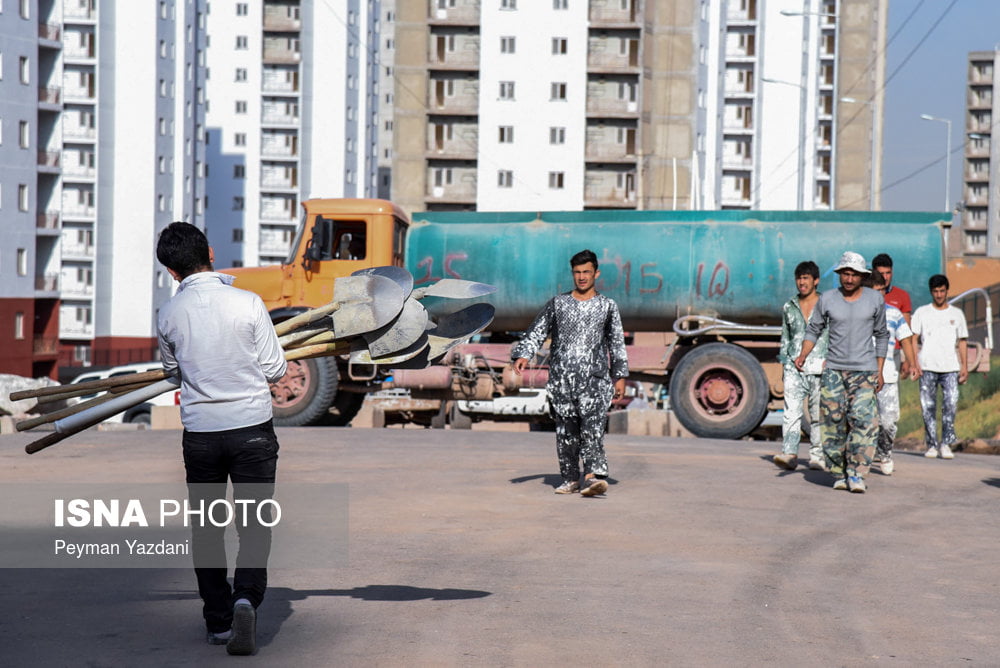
962, 50, 1000, 258
392, 0, 886, 214
0, 0, 62, 378
58, 0, 204, 368
203, 0, 382, 270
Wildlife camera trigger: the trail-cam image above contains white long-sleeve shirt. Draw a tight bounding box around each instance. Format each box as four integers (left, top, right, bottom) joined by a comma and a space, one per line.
157, 272, 287, 432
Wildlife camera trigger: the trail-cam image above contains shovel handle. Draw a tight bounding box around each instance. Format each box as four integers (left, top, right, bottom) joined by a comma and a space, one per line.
25, 410, 108, 454
284, 342, 350, 362
9, 369, 168, 402
273, 301, 342, 336
16, 389, 131, 432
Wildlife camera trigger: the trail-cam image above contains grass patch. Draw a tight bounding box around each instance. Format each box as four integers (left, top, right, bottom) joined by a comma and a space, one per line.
898, 356, 1000, 441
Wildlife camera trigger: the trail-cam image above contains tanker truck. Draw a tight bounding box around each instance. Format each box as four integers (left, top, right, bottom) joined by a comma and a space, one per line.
222, 198, 954, 439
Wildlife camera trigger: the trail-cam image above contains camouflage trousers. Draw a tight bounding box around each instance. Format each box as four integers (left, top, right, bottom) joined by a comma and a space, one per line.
820, 368, 879, 478
549, 379, 613, 483
781, 366, 822, 459
919, 371, 959, 449
875, 382, 900, 460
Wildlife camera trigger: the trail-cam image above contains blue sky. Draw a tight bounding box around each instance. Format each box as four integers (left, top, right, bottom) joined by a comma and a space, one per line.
882, 0, 1000, 212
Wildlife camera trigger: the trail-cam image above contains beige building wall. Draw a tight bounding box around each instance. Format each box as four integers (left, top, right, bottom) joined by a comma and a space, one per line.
391, 2, 430, 217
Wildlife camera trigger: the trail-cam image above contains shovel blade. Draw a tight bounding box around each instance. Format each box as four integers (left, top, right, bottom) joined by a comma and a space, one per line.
427, 303, 496, 340
350, 333, 429, 365
330, 274, 405, 338
416, 278, 496, 299
351, 266, 414, 299
363, 299, 429, 358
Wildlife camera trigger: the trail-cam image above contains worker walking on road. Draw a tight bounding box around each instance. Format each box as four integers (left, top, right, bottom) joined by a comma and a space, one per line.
156, 222, 288, 655
773, 261, 828, 472
511, 249, 629, 497
911, 274, 969, 460
795, 251, 888, 493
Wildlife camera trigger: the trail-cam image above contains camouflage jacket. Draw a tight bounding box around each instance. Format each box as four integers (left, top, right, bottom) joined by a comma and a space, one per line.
779, 295, 828, 374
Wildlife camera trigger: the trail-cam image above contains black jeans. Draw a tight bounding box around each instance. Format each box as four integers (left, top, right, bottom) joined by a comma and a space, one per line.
183, 420, 279, 633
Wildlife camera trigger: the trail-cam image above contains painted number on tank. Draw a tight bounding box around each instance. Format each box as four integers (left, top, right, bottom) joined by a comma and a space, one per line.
695, 261, 730, 298
414, 253, 469, 284
597, 255, 664, 296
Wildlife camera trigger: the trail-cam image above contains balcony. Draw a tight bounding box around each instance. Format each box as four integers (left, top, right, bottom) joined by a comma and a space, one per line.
39, 22, 62, 43
61, 282, 95, 298
963, 210, 989, 230
37, 212, 60, 230
35, 274, 60, 292
426, 124, 478, 159
428, 48, 480, 71
33, 336, 60, 357
586, 96, 639, 118
587, 47, 640, 73
428, 81, 479, 115
64, 4, 96, 21
60, 321, 95, 338
263, 7, 301, 31
262, 71, 299, 94
585, 140, 636, 162
428, 2, 480, 26
63, 163, 97, 180
38, 151, 61, 172
262, 109, 299, 126
425, 179, 477, 203
260, 203, 297, 222
589, 5, 639, 27
968, 91, 993, 111
62, 243, 95, 259
261, 142, 298, 159
38, 86, 62, 107
263, 46, 301, 65
63, 124, 96, 141
261, 173, 298, 191
63, 85, 96, 103
259, 237, 293, 256
965, 168, 991, 184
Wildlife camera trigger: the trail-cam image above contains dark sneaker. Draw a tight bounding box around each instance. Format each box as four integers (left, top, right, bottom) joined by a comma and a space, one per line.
773, 453, 798, 470
227, 602, 256, 656
554, 481, 580, 494
580, 478, 609, 497
207, 630, 231, 645
847, 476, 866, 494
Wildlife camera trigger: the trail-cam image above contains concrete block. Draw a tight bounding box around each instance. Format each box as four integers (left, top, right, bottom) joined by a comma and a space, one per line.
0, 416, 15, 435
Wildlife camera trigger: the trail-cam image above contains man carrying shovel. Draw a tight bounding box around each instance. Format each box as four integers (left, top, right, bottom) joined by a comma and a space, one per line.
156, 222, 287, 655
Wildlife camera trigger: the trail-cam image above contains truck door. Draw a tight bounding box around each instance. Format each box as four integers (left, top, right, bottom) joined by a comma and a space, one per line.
302, 216, 370, 301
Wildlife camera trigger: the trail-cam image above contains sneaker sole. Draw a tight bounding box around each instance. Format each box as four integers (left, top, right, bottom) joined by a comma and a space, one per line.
581, 480, 609, 497
773, 457, 797, 471
554, 487, 579, 494
227, 603, 256, 656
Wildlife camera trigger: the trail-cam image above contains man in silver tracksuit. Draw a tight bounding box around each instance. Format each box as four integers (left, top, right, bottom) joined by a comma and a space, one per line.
512, 249, 629, 497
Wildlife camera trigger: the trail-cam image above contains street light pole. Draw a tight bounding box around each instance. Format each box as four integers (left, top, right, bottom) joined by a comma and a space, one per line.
920, 114, 953, 212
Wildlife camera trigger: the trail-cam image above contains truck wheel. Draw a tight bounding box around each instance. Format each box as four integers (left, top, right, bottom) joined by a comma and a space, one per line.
270, 356, 339, 426
322, 392, 367, 426
668, 342, 770, 440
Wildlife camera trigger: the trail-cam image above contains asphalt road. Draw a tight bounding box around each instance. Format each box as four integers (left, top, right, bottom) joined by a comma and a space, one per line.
0, 426, 998, 667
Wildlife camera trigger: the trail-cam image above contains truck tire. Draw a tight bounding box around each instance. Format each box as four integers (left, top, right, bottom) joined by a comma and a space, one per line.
449, 401, 472, 430
270, 356, 339, 427
668, 342, 770, 440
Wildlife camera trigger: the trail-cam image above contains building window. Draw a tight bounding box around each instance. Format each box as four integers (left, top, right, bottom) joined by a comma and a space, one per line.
159, 40, 167, 57
550, 82, 567, 100
554, 0, 568, 7
234, 133, 246, 146
17, 248, 27, 276
19, 120, 29, 148
548, 172, 565, 189
14, 312, 25, 340
20, 0, 29, 19
500, 36, 516, 53
498, 170, 513, 188
158, 195, 165, 212
18, 184, 28, 211
234, 164, 245, 179
552, 38, 567, 55
235, 100, 247, 114
235, 35, 248, 50
233, 196, 244, 211
158, 118, 166, 135
236, 3, 248, 15
498, 126, 514, 143
433, 168, 453, 186
233, 228, 244, 242
19, 56, 29, 84
235, 68, 247, 82
499, 81, 515, 100
501, 0, 517, 8
550, 126, 566, 144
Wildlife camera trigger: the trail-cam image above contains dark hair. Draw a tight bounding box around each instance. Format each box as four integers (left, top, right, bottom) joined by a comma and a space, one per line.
928, 274, 949, 291
157, 222, 212, 278
871, 253, 893, 269
570, 249, 599, 270
869, 271, 887, 289
794, 261, 819, 279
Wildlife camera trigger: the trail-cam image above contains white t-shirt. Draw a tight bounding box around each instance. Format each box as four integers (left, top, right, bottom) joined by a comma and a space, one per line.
911, 304, 968, 373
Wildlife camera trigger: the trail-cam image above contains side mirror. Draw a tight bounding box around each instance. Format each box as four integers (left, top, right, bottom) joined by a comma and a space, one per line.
304, 217, 334, 264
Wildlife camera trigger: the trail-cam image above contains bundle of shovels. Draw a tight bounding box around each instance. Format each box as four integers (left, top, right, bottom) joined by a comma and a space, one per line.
9, 266, 496, 455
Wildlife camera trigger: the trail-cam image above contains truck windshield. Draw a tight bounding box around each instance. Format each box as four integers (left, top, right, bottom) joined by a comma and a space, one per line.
285, 208, 307, 265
